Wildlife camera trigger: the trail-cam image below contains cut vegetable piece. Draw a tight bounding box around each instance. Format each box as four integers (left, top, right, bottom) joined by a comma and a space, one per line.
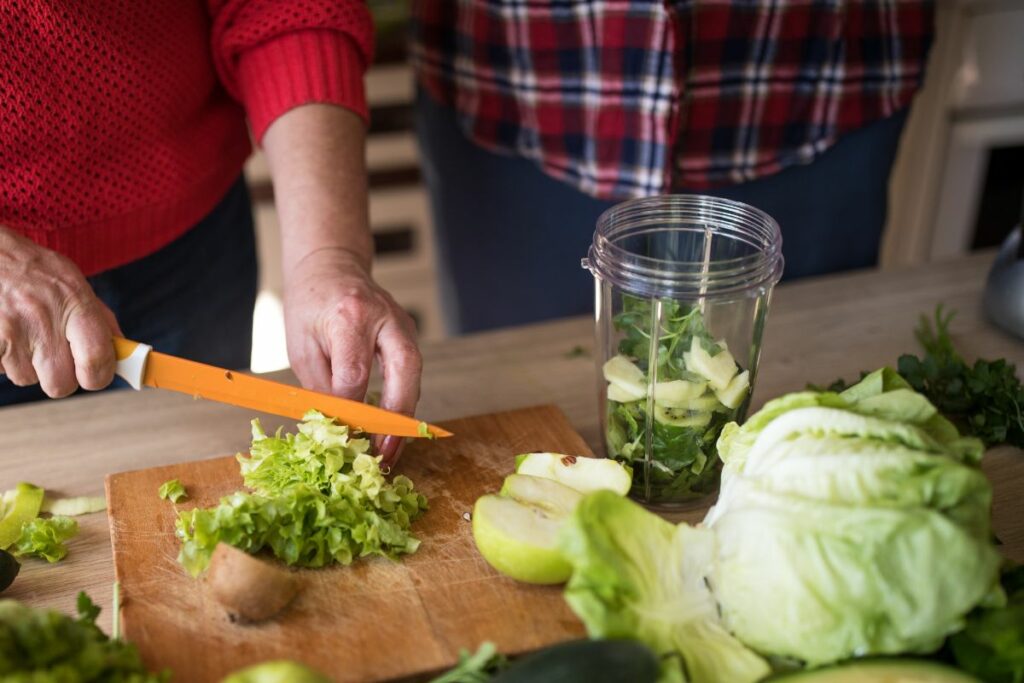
654, 405, 713, 428
514, 453, 632, 496
606, 383, 640, 404
684, 337, 738, 391
41, 496, 107, 517
602, 355, 647, 400
221, 660, 331, 683
660, 394, 725, 413
205, 543, 301, 623
472, 494, 572, 584
715, 370, 750, 410
651, 379, 708, 406
0, 483, 44, 550
499, 474, 584, 516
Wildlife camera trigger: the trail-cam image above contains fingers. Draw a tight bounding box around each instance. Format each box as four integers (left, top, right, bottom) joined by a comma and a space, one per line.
65, 300, 117, 391
325, 301, 377, 402
31, 328, 77, 398
0, 324, 38, 387
288, 337, 333, 395
375, 314, 422, 465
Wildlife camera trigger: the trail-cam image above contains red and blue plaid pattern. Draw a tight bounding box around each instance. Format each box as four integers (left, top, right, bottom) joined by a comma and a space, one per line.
411, 1, 933, 199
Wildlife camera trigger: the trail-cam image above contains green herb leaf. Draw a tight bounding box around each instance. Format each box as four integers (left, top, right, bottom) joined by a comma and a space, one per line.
13, 515, 78, 563
158, 479, 188, 503
77, 591, 101, 625
0, 594, 169, 680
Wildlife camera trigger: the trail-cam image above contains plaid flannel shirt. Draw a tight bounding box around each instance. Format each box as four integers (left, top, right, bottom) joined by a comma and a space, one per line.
410, 1, 934, 199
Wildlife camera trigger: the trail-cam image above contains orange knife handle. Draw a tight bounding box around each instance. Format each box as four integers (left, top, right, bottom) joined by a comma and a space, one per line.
112, 337, 152, 390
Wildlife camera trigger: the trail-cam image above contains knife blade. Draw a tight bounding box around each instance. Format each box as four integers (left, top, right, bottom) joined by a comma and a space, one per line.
112, 337, 451, 438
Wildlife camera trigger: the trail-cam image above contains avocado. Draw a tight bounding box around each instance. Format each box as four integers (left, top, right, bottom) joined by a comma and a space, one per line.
769, 659, 980, 683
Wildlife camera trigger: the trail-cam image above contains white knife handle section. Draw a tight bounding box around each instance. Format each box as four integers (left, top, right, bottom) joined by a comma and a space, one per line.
114, 341, 152, 390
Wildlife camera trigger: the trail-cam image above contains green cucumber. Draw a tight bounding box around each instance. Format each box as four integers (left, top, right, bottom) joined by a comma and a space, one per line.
491, 639, 659, 683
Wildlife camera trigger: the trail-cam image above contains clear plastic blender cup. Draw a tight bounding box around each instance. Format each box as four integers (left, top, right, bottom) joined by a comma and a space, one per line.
582, 195, 783, 507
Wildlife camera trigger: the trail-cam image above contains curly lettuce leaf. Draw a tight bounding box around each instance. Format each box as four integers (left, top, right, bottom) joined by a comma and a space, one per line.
177, 410, 427, 576
13, 515, 78, 563
158, 479, 188, 503
559, 491, 769, 683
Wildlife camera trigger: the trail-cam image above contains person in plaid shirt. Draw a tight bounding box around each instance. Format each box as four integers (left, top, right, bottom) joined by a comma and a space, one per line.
410, 1, 934, 334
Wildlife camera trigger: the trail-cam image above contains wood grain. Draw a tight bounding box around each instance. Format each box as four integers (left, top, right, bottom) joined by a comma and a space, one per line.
2, 251, 1022, 637
106, 405, 590, 682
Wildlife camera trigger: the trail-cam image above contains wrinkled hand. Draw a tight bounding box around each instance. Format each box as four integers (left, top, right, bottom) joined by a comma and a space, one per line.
0, 227, 121, 397
283, 247, 422, 466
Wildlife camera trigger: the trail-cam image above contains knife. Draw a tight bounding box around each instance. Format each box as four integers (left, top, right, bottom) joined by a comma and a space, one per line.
112, 337, 451, 439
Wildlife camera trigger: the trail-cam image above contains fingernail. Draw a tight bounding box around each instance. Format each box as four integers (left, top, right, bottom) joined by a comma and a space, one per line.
380, 435, 403, 466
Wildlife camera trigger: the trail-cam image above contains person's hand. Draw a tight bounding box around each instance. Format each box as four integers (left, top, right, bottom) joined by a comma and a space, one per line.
0, 227, 121, 397
283, 247, 422, 466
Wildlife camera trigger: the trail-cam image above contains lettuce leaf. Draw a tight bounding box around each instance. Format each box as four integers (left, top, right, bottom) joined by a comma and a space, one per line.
12, 515, 78, 563
559, 491, 769, 683
176, 410, 428, 576
158, 479, 188, 503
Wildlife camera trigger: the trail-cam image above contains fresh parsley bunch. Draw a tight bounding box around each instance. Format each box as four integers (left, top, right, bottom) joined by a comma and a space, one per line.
898, 306, 1024, 449
819, 306, 1023, 450
0, 593, 168, 681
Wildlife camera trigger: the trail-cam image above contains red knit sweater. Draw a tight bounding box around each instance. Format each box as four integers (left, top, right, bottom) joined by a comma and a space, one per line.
0, 1, 373, 276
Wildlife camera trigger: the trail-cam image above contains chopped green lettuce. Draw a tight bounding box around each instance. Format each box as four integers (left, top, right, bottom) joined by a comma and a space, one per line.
176, 410, 428, 576
12, 515, 79, 563
559, 491, 769, 683
158, 479, 188, 503
0, 592, 168, 680
705, 370, 1002, 666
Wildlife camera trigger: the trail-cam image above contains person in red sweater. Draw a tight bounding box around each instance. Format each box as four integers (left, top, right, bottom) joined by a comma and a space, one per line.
0, 1, 418, 462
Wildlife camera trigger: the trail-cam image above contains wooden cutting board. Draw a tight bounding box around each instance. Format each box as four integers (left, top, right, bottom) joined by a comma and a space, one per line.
106, 405, 590, 682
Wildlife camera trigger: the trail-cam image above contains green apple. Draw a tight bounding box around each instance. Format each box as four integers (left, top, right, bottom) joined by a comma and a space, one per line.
472, 474, 583, 584
514, 452, 632, 495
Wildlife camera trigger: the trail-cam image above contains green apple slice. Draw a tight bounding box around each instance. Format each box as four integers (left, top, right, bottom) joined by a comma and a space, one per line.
651, 379, 708, 407
601, 355, 646, 400
606, 382, 639, 403
473, 475, 584, 584
683, 337, 738, 391
715, 369, 750, 409
514, 453, 632, 495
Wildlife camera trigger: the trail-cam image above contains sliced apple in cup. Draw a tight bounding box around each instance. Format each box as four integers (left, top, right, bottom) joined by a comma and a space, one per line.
472, 474, 582, 584
514, 452, 632, 495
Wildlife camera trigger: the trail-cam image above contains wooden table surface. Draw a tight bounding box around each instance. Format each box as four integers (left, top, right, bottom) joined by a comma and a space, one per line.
2, 251, 1022, 634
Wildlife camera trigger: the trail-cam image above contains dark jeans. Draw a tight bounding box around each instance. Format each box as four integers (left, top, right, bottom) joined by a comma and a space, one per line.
0, 176, 258, 406
416, 89, 909, 335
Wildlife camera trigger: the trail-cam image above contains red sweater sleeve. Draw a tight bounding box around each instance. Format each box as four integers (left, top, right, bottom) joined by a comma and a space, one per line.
208, 0, 374, 142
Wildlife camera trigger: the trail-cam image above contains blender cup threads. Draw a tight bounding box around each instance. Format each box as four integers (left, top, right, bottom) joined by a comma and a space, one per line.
582, 195, 783, 507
